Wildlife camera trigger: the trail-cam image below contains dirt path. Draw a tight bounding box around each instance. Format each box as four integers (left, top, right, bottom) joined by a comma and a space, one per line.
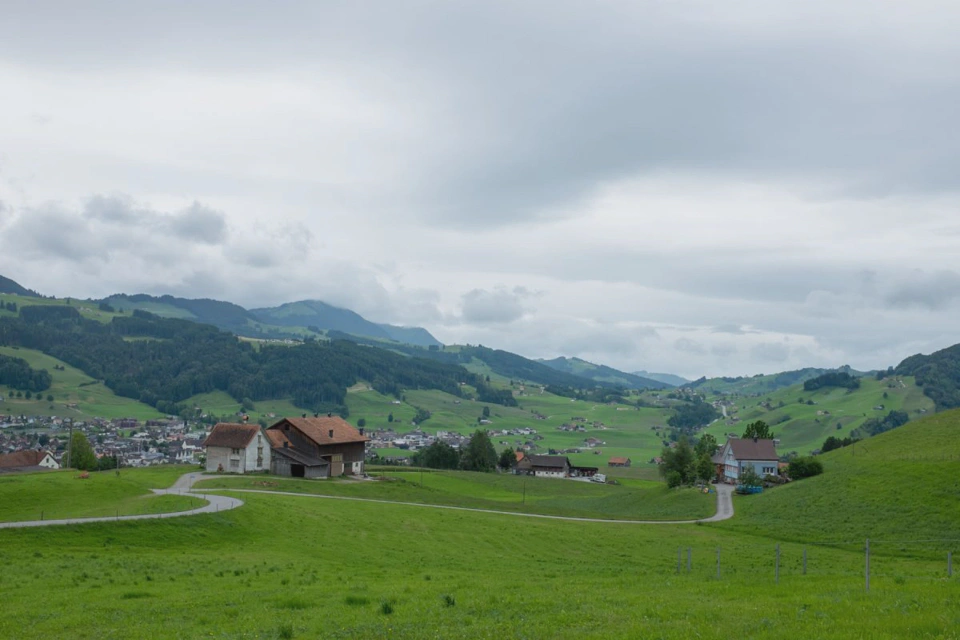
0, 473, 243, 530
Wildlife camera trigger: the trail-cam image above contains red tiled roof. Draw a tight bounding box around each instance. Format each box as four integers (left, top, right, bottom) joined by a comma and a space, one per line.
269, 416, 369, 446
608, 456, 630, 465
203, 423, 261, 449
727, 438, 778, 460
0, 449, 53, 469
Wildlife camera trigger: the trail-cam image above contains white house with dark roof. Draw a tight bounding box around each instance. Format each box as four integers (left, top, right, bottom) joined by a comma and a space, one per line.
203, 422, 270, 474
713, 437, 779, 483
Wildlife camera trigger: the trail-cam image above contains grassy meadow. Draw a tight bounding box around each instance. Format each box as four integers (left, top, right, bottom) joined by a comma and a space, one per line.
0, 466, 194, 522
195, 470, 715, 521
2, 416, 960, 638
714, 410, 960, 553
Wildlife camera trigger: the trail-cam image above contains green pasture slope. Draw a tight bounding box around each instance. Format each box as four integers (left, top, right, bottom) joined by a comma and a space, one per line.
1, 473, 957, 637
196, 470, 714, 521
347, 385, 672, 477
0, 466, 195, 522
0, 346, 164, 420
716, 409, 960, 551
701, 375, 935, 455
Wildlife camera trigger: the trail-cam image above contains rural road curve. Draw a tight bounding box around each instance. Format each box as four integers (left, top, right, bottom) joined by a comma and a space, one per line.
0, 473, 244, 530
218, 481, 735, 525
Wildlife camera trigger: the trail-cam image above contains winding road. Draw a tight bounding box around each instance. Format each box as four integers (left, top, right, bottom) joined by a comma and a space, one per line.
0, 473, 243, 530
0, 473, 734, 528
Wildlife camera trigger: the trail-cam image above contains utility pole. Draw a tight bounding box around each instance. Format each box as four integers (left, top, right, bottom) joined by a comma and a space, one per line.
65, 423, 74, 470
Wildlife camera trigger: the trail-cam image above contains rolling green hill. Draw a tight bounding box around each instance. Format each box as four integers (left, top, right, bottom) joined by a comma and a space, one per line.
690, 366, 868, 396
0, 346, 164, 420
539, 356, 667, 389
716, 409, 960, 550
634, 370, 690, 387
699, 375, 934, 455
895, 342, 960, 409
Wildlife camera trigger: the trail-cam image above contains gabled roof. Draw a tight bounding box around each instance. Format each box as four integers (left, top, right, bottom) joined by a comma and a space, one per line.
608, 456, 631, 464
526, 454, 571, 469
0, 449, 53, 469
269, 416, 369, 446
203, 423, 262, 449
726, 438, 778, 460
272, 445, 329, 468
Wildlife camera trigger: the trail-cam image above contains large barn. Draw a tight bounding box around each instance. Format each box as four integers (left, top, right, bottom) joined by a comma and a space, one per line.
266, 415, 369, 478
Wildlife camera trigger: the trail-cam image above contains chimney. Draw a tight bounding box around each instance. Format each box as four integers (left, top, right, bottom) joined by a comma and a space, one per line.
327, 412, 332, 418
302, 414, 307, 419
328, 429, 334, 439
283, 441, 288, 448
314, 413, 319, 418
359, 427, 365, 436
753, 436, 758, 443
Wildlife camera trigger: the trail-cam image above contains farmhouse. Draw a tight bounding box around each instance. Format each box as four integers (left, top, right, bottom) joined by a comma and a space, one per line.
266, 415, 369, 478
713, 437, 779, 483
0, 449, 59, 473
516, 454, 571, 478
608, 456, 631, 467
203, 423, 271, 474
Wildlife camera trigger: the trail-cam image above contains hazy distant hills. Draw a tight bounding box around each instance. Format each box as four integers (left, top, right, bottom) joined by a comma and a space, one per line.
100, 294, 442, 348
688, 365, 873, 396
539, 357, 667, 389
632, 370, 690, 387
0, 275, 39, 298
249, 300, 441, 348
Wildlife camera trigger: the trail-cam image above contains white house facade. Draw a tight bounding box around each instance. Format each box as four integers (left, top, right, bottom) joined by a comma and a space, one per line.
715, 438, 779, 483
203, 423, 271, 474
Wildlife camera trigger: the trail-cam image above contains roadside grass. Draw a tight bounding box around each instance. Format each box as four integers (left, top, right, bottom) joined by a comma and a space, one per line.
0, 345, 163, 420
713, 410, 960, 554
196, 469, 715, 521
0, 492, 956, 639
0, 466, 194, 522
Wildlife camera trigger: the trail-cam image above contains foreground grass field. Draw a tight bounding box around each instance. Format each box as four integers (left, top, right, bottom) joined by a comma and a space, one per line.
715, 410, 960, 554
195, 470, 715, 521
3, 418, 960, 638
0, 492, 957, 639
0, 466, 194, 522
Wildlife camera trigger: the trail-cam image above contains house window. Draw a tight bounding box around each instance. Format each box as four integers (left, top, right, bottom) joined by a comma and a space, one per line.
231, 448, 242, 455
230, 459, 240, 469
763, 466, 775, 475
257, 446, 263, 468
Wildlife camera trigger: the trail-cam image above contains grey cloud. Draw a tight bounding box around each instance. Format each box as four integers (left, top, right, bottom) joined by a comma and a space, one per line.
168, 202, 228, 245
750, 342, 790, 363
712, 324, 748, 335
84, 194, 141, 224
460, 287, 529, 324
674, 338, 707, 355
884, 270, 960, 311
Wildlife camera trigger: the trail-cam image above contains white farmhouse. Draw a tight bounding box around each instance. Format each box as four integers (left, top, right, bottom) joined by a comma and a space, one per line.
714, 437, 779, 483
203, 422, 271, 474
0, 449, 60, 472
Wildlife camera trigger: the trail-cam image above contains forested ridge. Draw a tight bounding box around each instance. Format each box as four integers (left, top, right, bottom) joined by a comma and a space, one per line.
0, 306, 479, 415
895, 343, 960, 409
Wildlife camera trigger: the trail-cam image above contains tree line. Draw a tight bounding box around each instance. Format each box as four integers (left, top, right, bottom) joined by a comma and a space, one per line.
0, 306, 489, 416
0, 353, 52, 392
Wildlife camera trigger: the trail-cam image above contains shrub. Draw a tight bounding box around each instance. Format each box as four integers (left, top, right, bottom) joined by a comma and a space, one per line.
788, 456, 824, 480
665, 470, 682, 488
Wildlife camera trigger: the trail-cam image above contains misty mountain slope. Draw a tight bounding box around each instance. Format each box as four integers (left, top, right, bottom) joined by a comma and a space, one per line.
634, 370, 690, 387
0, 275, 39, 298
539, 356, 667, 389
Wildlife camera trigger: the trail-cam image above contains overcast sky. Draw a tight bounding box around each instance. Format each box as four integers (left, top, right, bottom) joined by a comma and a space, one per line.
2, 1, 960, 379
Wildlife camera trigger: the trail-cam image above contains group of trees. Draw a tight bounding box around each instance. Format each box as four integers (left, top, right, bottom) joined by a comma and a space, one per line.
803, 371, 861, 391
895, 343, 960, 409
667, 399, 720, 431
409, 430, 500, 472
659, 435, 715, 488
0, 354, 52, 392
850, 409, 909, 439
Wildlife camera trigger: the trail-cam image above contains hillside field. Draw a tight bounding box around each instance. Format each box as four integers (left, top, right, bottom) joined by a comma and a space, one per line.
0, 346, 164, 420
700, 375, 935, 455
